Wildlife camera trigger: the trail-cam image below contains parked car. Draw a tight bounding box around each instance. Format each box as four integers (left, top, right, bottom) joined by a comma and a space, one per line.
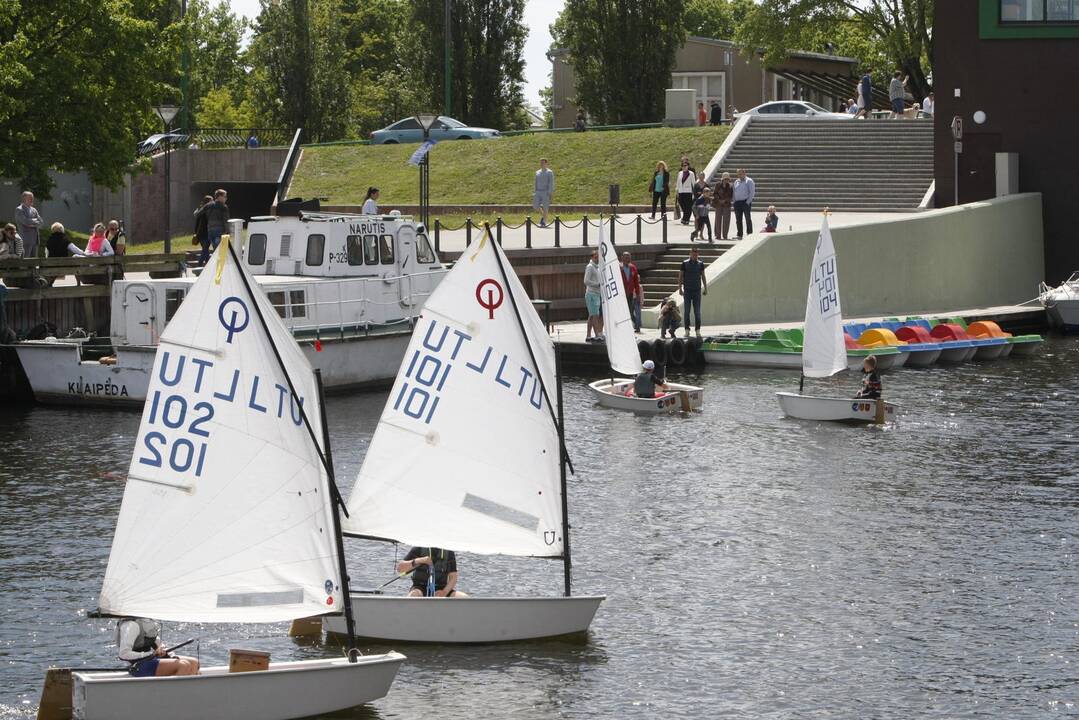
733, 101, 853, 120
369, 116, 501, 144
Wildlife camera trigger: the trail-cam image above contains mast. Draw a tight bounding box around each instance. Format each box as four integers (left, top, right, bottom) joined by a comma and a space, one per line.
555, 343, 572, 596
315, 369, 359, 660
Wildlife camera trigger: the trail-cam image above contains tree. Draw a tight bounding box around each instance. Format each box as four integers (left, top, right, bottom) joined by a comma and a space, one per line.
0, 0, 174, 195
408, 0, 528, 130
736, 0, 934, 100
195, 86, 256, 128
184, 0, 249, 124
684, 0, 754, 40
555, 0, 687, 125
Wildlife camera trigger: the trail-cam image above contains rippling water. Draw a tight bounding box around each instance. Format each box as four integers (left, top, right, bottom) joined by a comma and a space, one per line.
2, 338, 1077, 718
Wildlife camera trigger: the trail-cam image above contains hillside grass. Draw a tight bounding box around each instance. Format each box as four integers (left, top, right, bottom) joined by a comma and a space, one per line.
290, 125, 730, 207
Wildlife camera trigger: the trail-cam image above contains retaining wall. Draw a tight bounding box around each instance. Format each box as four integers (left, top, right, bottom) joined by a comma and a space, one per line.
644, 193, 1045, 326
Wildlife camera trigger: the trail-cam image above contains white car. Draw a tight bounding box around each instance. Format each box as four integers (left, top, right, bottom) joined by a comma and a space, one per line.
734, 101, 853, 120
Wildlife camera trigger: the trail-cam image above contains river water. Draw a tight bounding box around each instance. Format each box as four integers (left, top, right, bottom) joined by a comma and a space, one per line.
1, 338, 1076, 719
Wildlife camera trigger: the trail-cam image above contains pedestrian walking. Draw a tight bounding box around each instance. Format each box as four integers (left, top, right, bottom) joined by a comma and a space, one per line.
193, 189, 229, 263
14, 191, 43, 259
574, 108, 587, 132
675, 159, 695, 225
362, 187, 380, 215
692, 188, 713, 242
857, 70, 873, 119
732, 168, 755, 238
712, 172, 733, 241
649, 161, 670, 218
678, 247, 708, 337
889, 71, 908, 119
696, 102, 707, 126
709, 101, 723, 126
620, 251, 642, 333
533, 158, 554, 227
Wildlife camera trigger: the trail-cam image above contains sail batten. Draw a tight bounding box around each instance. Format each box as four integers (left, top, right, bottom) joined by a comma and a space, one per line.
98, 241, 344, 623
801, 215, 848, 379
344, 237, 564, 557
596, 221, 643, 376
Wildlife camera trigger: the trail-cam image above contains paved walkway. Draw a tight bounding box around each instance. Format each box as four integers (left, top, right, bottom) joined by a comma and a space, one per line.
434, 210, 913, 252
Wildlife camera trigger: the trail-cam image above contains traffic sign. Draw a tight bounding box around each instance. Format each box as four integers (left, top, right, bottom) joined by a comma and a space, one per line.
954, 141, 963, 154
951, 116, 963, 140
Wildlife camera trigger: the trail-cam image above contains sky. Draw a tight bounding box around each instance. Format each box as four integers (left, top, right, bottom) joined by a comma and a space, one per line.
225, 0, 565, 106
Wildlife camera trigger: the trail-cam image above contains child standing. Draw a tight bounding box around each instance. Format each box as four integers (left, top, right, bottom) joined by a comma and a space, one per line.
691, 188, 713, 242
763, 205, 780, 233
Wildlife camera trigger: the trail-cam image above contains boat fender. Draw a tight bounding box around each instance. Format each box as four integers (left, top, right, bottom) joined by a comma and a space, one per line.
668, 338, 687, 366
686, 336, 703, 364
637, 340, 652, 362
651, 339, 668, 365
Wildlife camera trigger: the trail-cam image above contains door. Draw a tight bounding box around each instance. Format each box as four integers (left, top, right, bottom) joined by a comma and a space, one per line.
958, 132, 1002, 205
123, 283, 156, 345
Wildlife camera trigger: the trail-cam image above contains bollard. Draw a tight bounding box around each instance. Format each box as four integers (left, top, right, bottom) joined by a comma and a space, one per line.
636, 215, 642, 244
662, 214, 668, 244
554, 217, 561, 247
434, 219, 441, 253
582, 216, 589, 247
466, 217, 472, 247
525, 216, 532, 249
610, 216, 615, 245
496, 217, 503, 246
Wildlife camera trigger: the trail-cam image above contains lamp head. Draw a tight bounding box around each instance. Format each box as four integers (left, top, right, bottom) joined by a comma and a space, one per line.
154, 104, 181, 125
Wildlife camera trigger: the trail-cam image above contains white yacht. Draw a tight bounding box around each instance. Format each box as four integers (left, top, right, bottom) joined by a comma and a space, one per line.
1039, 271, 1079, 332
14, 212, 447, 407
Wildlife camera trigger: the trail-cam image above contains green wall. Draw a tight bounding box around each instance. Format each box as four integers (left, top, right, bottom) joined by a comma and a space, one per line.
645, 193, 1045, 327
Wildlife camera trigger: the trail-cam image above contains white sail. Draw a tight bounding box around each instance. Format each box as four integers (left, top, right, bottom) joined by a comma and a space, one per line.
596, 219, 643, 376
98, 239, 344, 623
343, 233, 563, 557
801, 215, 847, 378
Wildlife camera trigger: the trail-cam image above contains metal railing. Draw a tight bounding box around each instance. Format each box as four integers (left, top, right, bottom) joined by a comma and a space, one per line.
190, 127, 293, 149
431, 214, 675, 251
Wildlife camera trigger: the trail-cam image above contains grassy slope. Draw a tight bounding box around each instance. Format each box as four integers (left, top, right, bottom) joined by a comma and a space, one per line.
290, 126, 730, 206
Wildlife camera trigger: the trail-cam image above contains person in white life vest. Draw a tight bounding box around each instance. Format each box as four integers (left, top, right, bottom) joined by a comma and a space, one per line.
117, 617, 199, 677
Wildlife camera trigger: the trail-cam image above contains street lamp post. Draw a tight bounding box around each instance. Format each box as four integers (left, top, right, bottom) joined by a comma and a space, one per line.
154, 104, 181, 254
415, 114, 439, 230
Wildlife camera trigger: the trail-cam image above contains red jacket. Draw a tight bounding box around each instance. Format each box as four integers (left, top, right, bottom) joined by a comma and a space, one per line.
620, 262, 642, 298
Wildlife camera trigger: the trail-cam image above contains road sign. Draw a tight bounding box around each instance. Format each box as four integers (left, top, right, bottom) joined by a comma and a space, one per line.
951, 116, 963, 140
954, 141, 963, 154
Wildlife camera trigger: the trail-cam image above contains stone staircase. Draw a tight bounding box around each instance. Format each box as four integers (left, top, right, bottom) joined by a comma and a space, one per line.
640, 242, 729, 307
715, 119, 934, 212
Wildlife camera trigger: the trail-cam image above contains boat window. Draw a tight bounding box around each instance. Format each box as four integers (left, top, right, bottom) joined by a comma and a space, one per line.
248, 234, 267, 265
266, 290, 287, 319
289, 290, 307, 319
306, 234, 325, 266
416, 233, 436, 264
363, 234, 379, 265
164, 288, 186, 322
346, 235, 364, 265
379, 234, 395, 264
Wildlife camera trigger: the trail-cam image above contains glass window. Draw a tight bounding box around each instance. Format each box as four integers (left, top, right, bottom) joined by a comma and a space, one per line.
786, 103, 808, 115
289, 290, 306, 319
416, 233, 436, 264
346, 235, 365, 265
362, 235, 379, 264
247, 233, 267, 265
1001, 0, 1079, 20
1048, 0, 1079, 19
392, 118, 421, 130
305, 234, 325, 266
379, 234, 395, 265
442, 117, 465, 128
164, 288, 186, 322
266, 290, 287, 319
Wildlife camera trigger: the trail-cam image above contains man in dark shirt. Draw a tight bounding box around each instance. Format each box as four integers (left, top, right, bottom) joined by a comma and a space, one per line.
396, 547, 469, 597
709, 101, 723, 126
677, 247, 708, 337
633, 359, 669, 399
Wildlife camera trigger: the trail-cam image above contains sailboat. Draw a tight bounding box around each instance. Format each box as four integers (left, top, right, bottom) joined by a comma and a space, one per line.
587, 219, 704, 413
322, 227, 604, 643
776, 214, 898, 424
64, 237, 404, 720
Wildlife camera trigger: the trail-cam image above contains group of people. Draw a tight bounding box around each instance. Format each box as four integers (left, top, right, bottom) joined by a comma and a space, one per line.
650, 162, 758, 241
840, 69, 934, 120
696, 101, 724, 127
192, 189, 230, 265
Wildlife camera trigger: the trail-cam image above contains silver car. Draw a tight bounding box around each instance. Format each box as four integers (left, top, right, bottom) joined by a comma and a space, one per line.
369, 116, 501, 144
734, 101, 853, 120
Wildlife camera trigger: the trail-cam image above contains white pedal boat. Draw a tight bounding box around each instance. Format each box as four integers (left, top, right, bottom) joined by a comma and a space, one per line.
776, 391, 897, 424
73, 653, 405, 720
325, 595, 604, 643
588, 378, 703, 413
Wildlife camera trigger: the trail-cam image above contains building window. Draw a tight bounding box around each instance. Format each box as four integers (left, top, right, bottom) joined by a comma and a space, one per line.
671, 72, 726, 115
164, 288, 186, 322
247, 233, 267, 265
1002, 0, 1079, 21
305, 234, 325, 266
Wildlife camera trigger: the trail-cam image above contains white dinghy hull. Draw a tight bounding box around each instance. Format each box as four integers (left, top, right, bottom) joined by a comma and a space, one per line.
72, 653, 405, 720
776, 391, 897, 423
325, 595, 605, 643
588, 378, 703, 413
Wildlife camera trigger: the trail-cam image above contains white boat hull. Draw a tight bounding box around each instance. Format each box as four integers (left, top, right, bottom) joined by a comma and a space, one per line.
701, 349, 802, 368
972, 342, 1006, 360
847, 351, 907, 370
325, 595, 605, 643
901, 348, 942, 367
588, 378, 703, 413
14, 331, 411, 407
776, 391, 897, 423
1045, 298, 1079, 331
936, 346, 971, 364
72, 653, 405, 720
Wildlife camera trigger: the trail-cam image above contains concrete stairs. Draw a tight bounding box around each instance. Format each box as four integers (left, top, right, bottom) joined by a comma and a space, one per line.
640, 242, 730, 306
716, 119, 933, 212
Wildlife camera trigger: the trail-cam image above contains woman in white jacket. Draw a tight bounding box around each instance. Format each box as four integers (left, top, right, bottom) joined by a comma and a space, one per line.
674, 158, 696, 225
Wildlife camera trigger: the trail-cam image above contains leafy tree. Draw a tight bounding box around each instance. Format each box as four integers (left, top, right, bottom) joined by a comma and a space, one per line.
184, 0, 248, 124
0, 0, 174, 195
408, 0, 528, 130
555, 0, 687, 125
736, 0, 934, 100
195, 86, 256, 128
684, 0, 754, 40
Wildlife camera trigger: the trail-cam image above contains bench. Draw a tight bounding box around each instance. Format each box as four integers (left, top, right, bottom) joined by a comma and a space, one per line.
0, 253, 188, 292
